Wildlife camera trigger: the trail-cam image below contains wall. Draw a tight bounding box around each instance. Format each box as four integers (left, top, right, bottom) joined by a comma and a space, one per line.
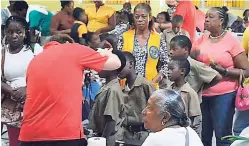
1, 0, 247, 17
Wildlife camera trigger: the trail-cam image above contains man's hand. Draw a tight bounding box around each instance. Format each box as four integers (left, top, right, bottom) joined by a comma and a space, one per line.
11, 87, 26, 102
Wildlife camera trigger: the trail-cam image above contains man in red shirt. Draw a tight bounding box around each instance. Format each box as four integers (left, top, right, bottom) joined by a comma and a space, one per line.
174, 0, 196, 42
19, 36, 123, 146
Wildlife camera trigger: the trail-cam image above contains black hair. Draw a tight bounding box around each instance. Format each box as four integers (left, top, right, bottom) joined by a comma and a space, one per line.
101, 34, 118, 51
171, 58, 190, 77
153, 89, 189, 127
61, 0, 73, 9
170, 35, 192, 53
172, 15, 183, 24
195, 6, 199, 10
213, 7, 229, 29
134, 3, 154, 31
120, 11, 134, 25
73, 7, 84, 20
113, 50, 127, 73
85, 32, 95, 44
243, 9, 249, 17
5, 16, 31, 47
221, 6, 229, 12
13, 1, 28, 12
158, 11, 171, 22
47, 34, 74, 44
123, 2, 131, 9
123, 51, 136, 68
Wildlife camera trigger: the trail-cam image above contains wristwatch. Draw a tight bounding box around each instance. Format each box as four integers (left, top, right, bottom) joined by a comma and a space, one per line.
223, 68, 229, 76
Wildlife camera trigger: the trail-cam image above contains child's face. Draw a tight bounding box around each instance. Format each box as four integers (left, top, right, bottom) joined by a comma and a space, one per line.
119, 59, 133, 79
172, 22, 182, 34
79, 13, 88, 23
156, 14, 166, 23
89, 34, 102, 49
168, 62, 183, 81
169, 42, 188, 58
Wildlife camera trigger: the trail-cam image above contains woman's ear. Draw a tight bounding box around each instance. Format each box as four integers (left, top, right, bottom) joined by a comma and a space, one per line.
180, 68, 185, 76
162, 111, 171, 123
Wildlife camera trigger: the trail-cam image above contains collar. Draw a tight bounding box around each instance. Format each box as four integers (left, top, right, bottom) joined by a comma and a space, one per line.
74, 21, 86, 25
123, 74, 144, 91
100, 78, 120, 91
170, 82, 190, 92
43, 41, 60, 50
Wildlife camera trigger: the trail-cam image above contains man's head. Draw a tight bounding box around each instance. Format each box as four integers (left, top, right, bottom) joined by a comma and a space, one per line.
171, 15, 183, 34
73, 7, 87, 23
169, 35, 191, 58
168, 58, 190, 82
119, 51, 136, 79
47, 34, 75, 44
13, 1, 29, 18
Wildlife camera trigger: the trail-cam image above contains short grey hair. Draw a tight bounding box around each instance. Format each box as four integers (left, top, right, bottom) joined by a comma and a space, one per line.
152, 89, 189, 127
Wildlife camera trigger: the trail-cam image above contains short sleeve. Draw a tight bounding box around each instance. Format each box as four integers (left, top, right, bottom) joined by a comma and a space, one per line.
159, 37, 170, 77
195, 60, 218, 84
104, 89, 124, 122
75, 44, 108, 72
117, 35, 124, 51
29, 11, 42, 29
188, 91, 201, 117
78, 25, 88, 37
143, 82, 156, 100
228, 37, 244, 58
107, 7, 115, 18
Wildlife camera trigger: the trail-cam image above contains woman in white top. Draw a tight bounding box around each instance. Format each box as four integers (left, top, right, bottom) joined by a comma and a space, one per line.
142, 89, 203, 146
1, 16, 42, 146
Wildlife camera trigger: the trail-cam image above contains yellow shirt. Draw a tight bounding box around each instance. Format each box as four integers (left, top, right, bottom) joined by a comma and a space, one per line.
85, 5, 115, 32
242, 27, 249, 58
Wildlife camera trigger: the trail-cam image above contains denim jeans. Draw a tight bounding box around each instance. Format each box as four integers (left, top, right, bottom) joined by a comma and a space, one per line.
201, 91, 236, 146
233, 109, 249, 136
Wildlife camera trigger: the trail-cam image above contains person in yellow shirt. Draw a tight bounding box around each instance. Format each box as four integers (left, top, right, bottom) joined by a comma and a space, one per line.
242, 27, 249, 58
85, 0, 116, 34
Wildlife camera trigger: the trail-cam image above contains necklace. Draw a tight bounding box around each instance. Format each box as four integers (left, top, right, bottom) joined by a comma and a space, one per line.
209, 30, 226, 39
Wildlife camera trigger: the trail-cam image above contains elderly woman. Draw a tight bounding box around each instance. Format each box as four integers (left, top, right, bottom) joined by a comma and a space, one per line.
191, 7, 249, 146
117, 3, 169, 86
141, 89, 203, 146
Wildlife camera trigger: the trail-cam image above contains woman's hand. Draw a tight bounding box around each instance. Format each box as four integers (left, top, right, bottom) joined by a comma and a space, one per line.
12, 87, 26, 102
152, 73, 164, 84
210, 62, 225, 74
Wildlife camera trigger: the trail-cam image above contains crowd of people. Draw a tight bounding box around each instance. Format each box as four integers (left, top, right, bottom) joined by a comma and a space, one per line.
1, 0, 249, 146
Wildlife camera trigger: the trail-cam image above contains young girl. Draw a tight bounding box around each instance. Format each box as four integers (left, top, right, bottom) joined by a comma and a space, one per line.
1, 16, 42, 146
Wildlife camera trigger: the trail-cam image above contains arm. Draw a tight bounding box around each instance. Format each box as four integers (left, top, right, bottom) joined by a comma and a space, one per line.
242, 28, 249, 54
1, 82, 13, 95
159, 22, 172, 30
50, 14, 71, 35
102, 115, 116, 138
96, 13, 116, 34
116, 35, 124, 51
77, 45, 121, 71
157, 38, 170, 80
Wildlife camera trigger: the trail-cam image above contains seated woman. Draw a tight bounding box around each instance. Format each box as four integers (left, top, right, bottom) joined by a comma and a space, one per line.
50, 0, 74, 35
85, 0, 116, 35
141, 89, 203, 146
243, 9, 249, 27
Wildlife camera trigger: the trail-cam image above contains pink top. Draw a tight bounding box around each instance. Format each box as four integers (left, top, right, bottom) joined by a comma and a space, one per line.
192, 32, 244, 96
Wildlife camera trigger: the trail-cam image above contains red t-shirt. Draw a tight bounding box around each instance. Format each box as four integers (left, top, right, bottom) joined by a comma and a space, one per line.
174, 1, 196, 42
196, 9, 205, 32
19, 42, 108, 141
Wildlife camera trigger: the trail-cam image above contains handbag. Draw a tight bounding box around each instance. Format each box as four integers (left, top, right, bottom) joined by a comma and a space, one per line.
1, 39, 24, 128
235, 69, 249, 111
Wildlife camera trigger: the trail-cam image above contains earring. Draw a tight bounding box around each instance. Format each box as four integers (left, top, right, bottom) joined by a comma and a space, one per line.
161, 121, 165, 126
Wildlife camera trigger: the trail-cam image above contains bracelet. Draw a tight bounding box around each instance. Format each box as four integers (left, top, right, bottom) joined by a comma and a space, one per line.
223, 68, 229, 76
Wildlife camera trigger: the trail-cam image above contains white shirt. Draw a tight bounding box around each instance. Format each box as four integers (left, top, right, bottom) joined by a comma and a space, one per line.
3, 45, 43, 89
142, 127, 203, 146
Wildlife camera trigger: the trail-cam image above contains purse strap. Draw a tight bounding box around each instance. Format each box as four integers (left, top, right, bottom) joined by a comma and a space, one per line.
185, 127, 189, 146
1, 38, 6, 81
239, 69, 245, 87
